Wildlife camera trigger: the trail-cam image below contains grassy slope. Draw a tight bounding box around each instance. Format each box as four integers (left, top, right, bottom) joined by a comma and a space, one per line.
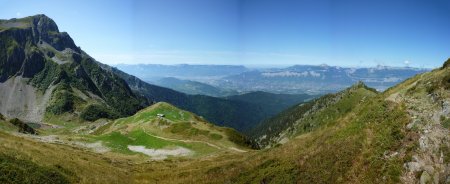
0, 63, 448, 183
0, 80, 413, 184
93, 102, 249, 156
251, 83, 377, 148
0, 131, 131, 183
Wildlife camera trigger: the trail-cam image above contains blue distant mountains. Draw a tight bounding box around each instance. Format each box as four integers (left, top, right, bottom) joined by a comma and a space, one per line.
116, 64, 429, 95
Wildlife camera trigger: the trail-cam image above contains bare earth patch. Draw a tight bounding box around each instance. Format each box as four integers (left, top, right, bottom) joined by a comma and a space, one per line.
127, 145, 192, 160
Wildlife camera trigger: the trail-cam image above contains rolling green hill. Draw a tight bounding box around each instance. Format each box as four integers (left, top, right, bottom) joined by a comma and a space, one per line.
92, 102, 250, 155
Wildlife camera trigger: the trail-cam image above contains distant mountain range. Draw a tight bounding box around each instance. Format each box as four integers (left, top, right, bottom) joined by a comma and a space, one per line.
116, 63, 429, 95
115, 64, 249, 81
149, 77, 239, 97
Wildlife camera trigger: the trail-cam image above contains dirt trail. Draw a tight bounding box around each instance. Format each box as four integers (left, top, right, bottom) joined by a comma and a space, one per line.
388, 78, 450, 183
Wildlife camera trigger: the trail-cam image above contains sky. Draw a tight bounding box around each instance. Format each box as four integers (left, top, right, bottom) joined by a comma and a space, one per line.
1, 0, 449, 68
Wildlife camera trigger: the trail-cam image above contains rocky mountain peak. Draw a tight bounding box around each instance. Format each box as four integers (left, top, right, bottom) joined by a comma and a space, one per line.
31, 14, 59, 34
24, 14, 79, 52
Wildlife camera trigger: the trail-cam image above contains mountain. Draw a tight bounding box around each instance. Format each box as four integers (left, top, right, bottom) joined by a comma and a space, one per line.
213, 64, 429, 94
0, 14, 447, 183
150, 77, 238, 97
225, 91, 317, 125
115, 64, 249, 81
148, 78, 316, 117
249, 82, 377, 148
0, 15, 295, 133
239, 60, 449, 183
0, 58, 448, 183
100, 65, 271, 132
0, 15, 146, 123
118, 63, 428, 95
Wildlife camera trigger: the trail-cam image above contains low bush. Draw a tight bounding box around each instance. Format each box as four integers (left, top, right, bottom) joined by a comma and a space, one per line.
46, 90, 74, 115
80, 104, 118, 121
8, 118, 36, 134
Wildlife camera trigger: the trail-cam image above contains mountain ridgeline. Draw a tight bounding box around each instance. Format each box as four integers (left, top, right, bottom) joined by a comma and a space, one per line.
250, 82, 377, 148
149, 77, 239, 97
0, 15, 145, 122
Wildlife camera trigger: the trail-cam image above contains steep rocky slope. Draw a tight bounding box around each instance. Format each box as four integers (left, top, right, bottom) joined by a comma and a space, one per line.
0, 15, 145, 123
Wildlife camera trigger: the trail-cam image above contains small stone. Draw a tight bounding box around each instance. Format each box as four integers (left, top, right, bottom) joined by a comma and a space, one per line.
420, 171, 431, 184
423, 165, 434, 175
406, 162, 422, 172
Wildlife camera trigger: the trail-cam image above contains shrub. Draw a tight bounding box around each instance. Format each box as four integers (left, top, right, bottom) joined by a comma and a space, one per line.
46, 90, 74, 115
209, 133, 223, 140
8, 118, 36, 134
442, 58, 450, 69
442, 72, 450, 90
80, 104, 118, 121
441, 116, 450, 129
224, 128, 251, 147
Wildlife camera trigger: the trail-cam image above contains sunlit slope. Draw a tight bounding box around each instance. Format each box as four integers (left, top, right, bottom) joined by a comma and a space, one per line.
0, 60, 448, 184
251, 82, 377, 148
135, 61, 448, 183
223, 61, 449, 183
91, 102, 250, 158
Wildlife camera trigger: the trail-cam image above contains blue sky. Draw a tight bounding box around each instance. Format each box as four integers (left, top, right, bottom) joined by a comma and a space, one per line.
1, 0, 449, 68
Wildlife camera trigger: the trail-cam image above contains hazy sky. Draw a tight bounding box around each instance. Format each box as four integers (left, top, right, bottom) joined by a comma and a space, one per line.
1, 0, 449, 67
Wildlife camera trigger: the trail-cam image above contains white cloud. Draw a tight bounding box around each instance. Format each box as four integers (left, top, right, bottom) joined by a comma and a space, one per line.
16, 12, 21, 17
